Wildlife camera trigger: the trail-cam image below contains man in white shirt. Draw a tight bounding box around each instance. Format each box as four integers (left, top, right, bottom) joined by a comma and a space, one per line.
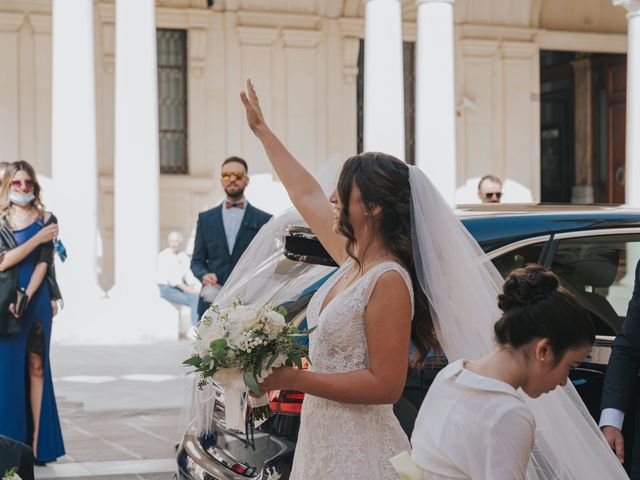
157, 231, 200, 325
600, 260, 640, 475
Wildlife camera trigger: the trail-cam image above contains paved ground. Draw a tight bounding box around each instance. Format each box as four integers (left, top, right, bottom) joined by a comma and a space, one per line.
34, 341, 196, 479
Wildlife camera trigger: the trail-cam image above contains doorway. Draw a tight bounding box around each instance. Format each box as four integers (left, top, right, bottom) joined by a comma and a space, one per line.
540, 50, 627, 204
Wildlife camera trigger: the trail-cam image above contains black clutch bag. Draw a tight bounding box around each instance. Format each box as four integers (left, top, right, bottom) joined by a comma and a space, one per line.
14, 287, 28, 318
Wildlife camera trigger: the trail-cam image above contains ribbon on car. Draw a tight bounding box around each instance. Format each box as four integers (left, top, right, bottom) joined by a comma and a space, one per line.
213, 354, 289, 434
213, 368, 247, 433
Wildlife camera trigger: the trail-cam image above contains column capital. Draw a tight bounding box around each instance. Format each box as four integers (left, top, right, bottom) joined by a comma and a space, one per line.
0, 12, 24, 32
613, 0, 640, 15
342, 36, 360, 84
29, 14, 51, 34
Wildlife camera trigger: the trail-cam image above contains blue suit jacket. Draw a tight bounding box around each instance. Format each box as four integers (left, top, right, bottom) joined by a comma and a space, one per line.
190, 203, 272, 314
601, 259, 640, 475
602, 260, 640, 412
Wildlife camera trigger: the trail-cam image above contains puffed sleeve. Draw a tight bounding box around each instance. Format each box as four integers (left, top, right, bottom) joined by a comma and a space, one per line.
468, 406, 535, 480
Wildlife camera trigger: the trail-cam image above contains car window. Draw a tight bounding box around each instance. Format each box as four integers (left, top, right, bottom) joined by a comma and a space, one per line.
492, 243, 545, 279
549, 234, 640, 336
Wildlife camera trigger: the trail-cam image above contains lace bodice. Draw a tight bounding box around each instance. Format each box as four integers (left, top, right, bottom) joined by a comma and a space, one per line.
289, 258, 414, 480
306, 258, 414, 373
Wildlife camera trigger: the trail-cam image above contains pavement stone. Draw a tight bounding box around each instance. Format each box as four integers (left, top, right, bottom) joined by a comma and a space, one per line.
34, 341, 196, 479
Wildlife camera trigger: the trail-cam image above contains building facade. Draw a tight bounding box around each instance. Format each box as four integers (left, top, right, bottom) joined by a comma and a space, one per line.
0, 0, 637, 342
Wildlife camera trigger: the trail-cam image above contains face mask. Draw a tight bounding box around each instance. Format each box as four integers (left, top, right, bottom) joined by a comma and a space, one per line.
9, 191, 35, 206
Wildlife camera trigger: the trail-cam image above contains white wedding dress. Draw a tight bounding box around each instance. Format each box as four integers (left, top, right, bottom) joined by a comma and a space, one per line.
289, 259, 412, 480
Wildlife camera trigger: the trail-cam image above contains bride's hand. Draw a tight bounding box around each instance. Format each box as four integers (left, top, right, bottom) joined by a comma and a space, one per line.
253, 366, 294, 396
240, 79, 267, 136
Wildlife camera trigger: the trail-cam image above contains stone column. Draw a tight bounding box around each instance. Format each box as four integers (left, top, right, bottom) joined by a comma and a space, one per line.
415, 0, 457, 204
571, 57, 594, 204
51, 0, 103, 331
111, 0, 177, 341
615, 0, 640, 206
608, 1, 640, 303
363, 0, 405, 160
114, 0, 159, 292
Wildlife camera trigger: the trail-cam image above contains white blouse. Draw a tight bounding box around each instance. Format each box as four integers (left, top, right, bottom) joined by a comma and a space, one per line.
410, 359, 535, 480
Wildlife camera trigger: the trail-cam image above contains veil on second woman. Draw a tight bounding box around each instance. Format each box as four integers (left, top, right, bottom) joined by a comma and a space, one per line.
408, 165, 627, 479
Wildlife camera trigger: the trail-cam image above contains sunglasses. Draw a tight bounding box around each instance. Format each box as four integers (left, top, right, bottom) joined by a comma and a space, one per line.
221, 171, 245, 182
11, 179, 35, 190
484, 192, 502, 200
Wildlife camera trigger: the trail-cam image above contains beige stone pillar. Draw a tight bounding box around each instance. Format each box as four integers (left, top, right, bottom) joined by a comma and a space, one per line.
571, 57, 594, 204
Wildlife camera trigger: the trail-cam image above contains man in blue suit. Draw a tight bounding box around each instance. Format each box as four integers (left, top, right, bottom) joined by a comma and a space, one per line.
191, 156, 272, 316
601, 259, 640, 476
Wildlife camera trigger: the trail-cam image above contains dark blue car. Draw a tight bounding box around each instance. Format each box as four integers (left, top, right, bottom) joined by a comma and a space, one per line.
177, 204, 640, 479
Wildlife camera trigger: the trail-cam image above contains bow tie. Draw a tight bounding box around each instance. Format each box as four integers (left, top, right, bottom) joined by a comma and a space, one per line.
225, 200, 245, 209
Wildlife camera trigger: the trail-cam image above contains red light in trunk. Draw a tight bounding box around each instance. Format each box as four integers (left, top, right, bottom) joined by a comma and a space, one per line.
231, 463, 247, 474
268, 390, 305, 415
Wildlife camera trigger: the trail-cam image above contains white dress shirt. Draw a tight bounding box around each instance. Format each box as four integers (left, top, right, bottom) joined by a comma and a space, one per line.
411, 359, 535, 480
599, 408, 625, 431
157, 248, 193, 287
221, 198, 246, 255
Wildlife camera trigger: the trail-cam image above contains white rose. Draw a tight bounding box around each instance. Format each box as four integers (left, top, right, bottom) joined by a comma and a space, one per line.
262, 310, 286, 339
228, 305, 260, 332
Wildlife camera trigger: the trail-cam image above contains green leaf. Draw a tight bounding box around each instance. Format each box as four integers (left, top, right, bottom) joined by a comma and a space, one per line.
266, 353, 279, 370
289, 352, 303, 369
243, 371, 261, 396
289, 326, 316, 336
210, 339, 228, 361
183, 355, 202, 366
276, 306, 288, 316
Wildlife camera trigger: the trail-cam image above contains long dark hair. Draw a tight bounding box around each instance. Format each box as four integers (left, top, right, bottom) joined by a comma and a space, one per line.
336, 152, 438, 366
495, 265, 595, 363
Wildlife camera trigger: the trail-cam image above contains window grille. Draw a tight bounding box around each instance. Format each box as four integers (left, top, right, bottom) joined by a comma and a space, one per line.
157, 29, 188, 174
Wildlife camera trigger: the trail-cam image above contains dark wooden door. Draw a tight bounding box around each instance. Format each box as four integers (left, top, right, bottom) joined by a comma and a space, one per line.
593, 55, 627, 204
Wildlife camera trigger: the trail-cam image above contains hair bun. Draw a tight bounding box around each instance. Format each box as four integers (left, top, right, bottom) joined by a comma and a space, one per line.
498, 265, 559, 312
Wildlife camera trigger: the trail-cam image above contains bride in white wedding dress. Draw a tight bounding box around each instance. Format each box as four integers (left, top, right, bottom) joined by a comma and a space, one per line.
239, 79, 629, 479
240, 80, 438, 479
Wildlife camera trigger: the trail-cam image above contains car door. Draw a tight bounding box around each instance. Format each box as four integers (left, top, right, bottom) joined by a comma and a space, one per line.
542, 230, 640, 422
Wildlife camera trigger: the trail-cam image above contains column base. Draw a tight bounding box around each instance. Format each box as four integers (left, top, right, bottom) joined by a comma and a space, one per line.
52, 293, 179, 345
571, 184, 595, 204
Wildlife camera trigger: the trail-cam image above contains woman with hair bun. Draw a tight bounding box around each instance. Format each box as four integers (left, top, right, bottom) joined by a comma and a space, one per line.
407, 264, 595, 479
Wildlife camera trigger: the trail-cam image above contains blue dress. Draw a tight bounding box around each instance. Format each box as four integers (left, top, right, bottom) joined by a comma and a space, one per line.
0, 220, 65, 462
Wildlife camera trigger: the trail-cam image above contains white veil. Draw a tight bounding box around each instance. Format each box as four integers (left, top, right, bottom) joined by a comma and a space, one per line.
408, 165, 627, 479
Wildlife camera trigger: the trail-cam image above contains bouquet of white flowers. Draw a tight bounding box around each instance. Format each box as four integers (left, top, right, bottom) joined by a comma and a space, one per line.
3, 467, 21, 480
183, 299, 313, 432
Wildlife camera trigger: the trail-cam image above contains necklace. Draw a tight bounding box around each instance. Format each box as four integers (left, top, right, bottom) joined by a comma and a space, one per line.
343, 252, 394, 283
11, 206, 35, 228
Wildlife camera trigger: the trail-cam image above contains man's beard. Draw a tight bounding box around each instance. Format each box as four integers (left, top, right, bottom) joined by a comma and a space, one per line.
225, 186, 245, 199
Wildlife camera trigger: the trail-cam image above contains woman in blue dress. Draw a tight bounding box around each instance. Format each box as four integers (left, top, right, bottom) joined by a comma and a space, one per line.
0, 161, 64, 464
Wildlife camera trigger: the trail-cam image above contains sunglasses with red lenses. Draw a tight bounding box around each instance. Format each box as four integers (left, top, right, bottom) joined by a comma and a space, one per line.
11, 180, 35, 190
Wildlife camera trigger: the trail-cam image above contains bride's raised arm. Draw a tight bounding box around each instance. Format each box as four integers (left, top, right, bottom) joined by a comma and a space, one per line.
240, 80, 347, 265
